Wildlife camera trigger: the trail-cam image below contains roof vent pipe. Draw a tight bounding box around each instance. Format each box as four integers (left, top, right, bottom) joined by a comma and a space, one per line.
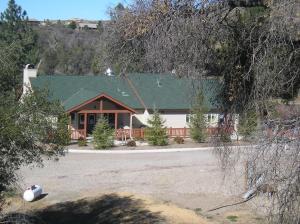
156, 78, 162, 87
106, 68, 113, 76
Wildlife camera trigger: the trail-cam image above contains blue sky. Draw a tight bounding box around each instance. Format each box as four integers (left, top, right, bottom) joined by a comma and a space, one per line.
0, 0, 131, 20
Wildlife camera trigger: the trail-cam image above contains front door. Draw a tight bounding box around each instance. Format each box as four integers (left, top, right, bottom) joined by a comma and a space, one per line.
87, 114, 96, 134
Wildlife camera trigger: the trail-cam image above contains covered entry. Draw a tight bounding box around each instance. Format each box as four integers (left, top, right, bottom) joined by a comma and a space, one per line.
68, 93, 135, 139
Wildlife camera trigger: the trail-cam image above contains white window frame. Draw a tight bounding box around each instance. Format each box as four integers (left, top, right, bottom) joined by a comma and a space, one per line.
186, 114, 192, 123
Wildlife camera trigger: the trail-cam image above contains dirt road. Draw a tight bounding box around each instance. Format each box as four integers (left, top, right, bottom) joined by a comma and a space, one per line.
14, 149, 264, 223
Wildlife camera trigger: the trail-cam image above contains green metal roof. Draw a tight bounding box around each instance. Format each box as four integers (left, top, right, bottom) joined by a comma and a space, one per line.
127, 73, 221, 110
30, 74, 222, 111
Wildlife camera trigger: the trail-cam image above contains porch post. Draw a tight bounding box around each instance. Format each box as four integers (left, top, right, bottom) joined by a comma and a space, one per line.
68, 113, 72, 139
115, 113, 118, 130
84, 113, 87, 138
129, 113, 133, 139
100, 99, 103, 112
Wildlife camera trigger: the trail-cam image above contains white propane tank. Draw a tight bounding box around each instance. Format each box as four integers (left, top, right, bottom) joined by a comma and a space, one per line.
23, 185, 42, 202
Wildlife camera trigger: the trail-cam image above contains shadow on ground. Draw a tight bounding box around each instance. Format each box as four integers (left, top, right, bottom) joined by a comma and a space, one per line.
33, 193, 48, 202
2, 194, 165, 224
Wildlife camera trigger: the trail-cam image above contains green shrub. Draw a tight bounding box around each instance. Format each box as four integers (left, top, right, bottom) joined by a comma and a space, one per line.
134, 136, 145, 142
238, 110, 257, 139
189, 92, 208, 143
3, 187, 18, 198
56, 114, 71, 146
174, 136, 184, 144
194, 208, 202, 215
220, 129, 231, 142
145, 110, 168, 146
126, 140, 136, 147
226, 215, 238, 222
93, 117, 114, 149
78, 137, 87, 147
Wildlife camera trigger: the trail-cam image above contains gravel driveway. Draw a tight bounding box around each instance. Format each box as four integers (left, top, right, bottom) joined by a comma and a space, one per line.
18, 149, 247, 212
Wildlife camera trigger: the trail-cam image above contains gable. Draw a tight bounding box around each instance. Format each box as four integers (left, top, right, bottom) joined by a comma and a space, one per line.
67, 93, 136, 113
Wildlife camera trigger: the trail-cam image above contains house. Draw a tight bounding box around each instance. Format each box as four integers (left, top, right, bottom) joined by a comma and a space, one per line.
23, 65, 231, 140
77, 22, 98, 29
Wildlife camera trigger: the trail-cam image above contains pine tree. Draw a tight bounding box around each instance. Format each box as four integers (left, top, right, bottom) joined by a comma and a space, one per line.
97, 21, 104, 33
238, 109, 257, 140
0, 0, 67, 213
189, 91, 208, 143
68, 21, 77, 29
0, 0, 38, 92
146, 110, 168, 146
93, 117, 114, 149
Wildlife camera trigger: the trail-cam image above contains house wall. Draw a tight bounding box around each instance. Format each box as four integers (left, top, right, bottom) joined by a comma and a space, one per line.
79, 101, 99, 110
161, 114, 188, 128
133, 110, 189, 128
161, 113, 221, 128
133, 111, 239, 130
103, 100, 122, 110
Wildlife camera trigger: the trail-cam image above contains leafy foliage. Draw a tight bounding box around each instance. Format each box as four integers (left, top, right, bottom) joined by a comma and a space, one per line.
36, 24, 107, 75
145, 110, 168, 146
93, 117, 114, 149
0, 0, 68, 213
68, 21, 77, 29
0, 91, 67, 211
105, 0, 299, 109
174, 136, 184, 144
78, 137, 87, 147
219, 130, 232, 143
226, 215, 238, 222
189, 92, 208, 143
238, 110, 257, 139
0, 0, 38, 91
126, 140, 136, 147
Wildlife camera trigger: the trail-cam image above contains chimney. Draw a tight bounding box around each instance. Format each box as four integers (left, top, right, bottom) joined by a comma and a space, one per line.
23, 64, 37, 96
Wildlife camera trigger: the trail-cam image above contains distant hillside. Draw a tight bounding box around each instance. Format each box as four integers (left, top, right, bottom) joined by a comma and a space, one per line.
35, 23, 109, 75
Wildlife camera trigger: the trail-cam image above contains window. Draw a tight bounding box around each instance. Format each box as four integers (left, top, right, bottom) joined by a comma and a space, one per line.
70, 113, 75, 122
207, 114, 218, 124
207, 114, 213, 123
88, 114, 95, 124
186, 114, 191, 123
79, 114, 85, 124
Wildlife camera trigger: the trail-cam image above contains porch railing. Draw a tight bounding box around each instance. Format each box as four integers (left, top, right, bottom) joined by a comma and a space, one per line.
70, 127, 234, 140
70, 129, 85, 140
115, 128, 145, 139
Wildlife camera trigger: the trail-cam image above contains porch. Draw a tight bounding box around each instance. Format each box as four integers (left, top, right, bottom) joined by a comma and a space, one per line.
68, 93, 136, 139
